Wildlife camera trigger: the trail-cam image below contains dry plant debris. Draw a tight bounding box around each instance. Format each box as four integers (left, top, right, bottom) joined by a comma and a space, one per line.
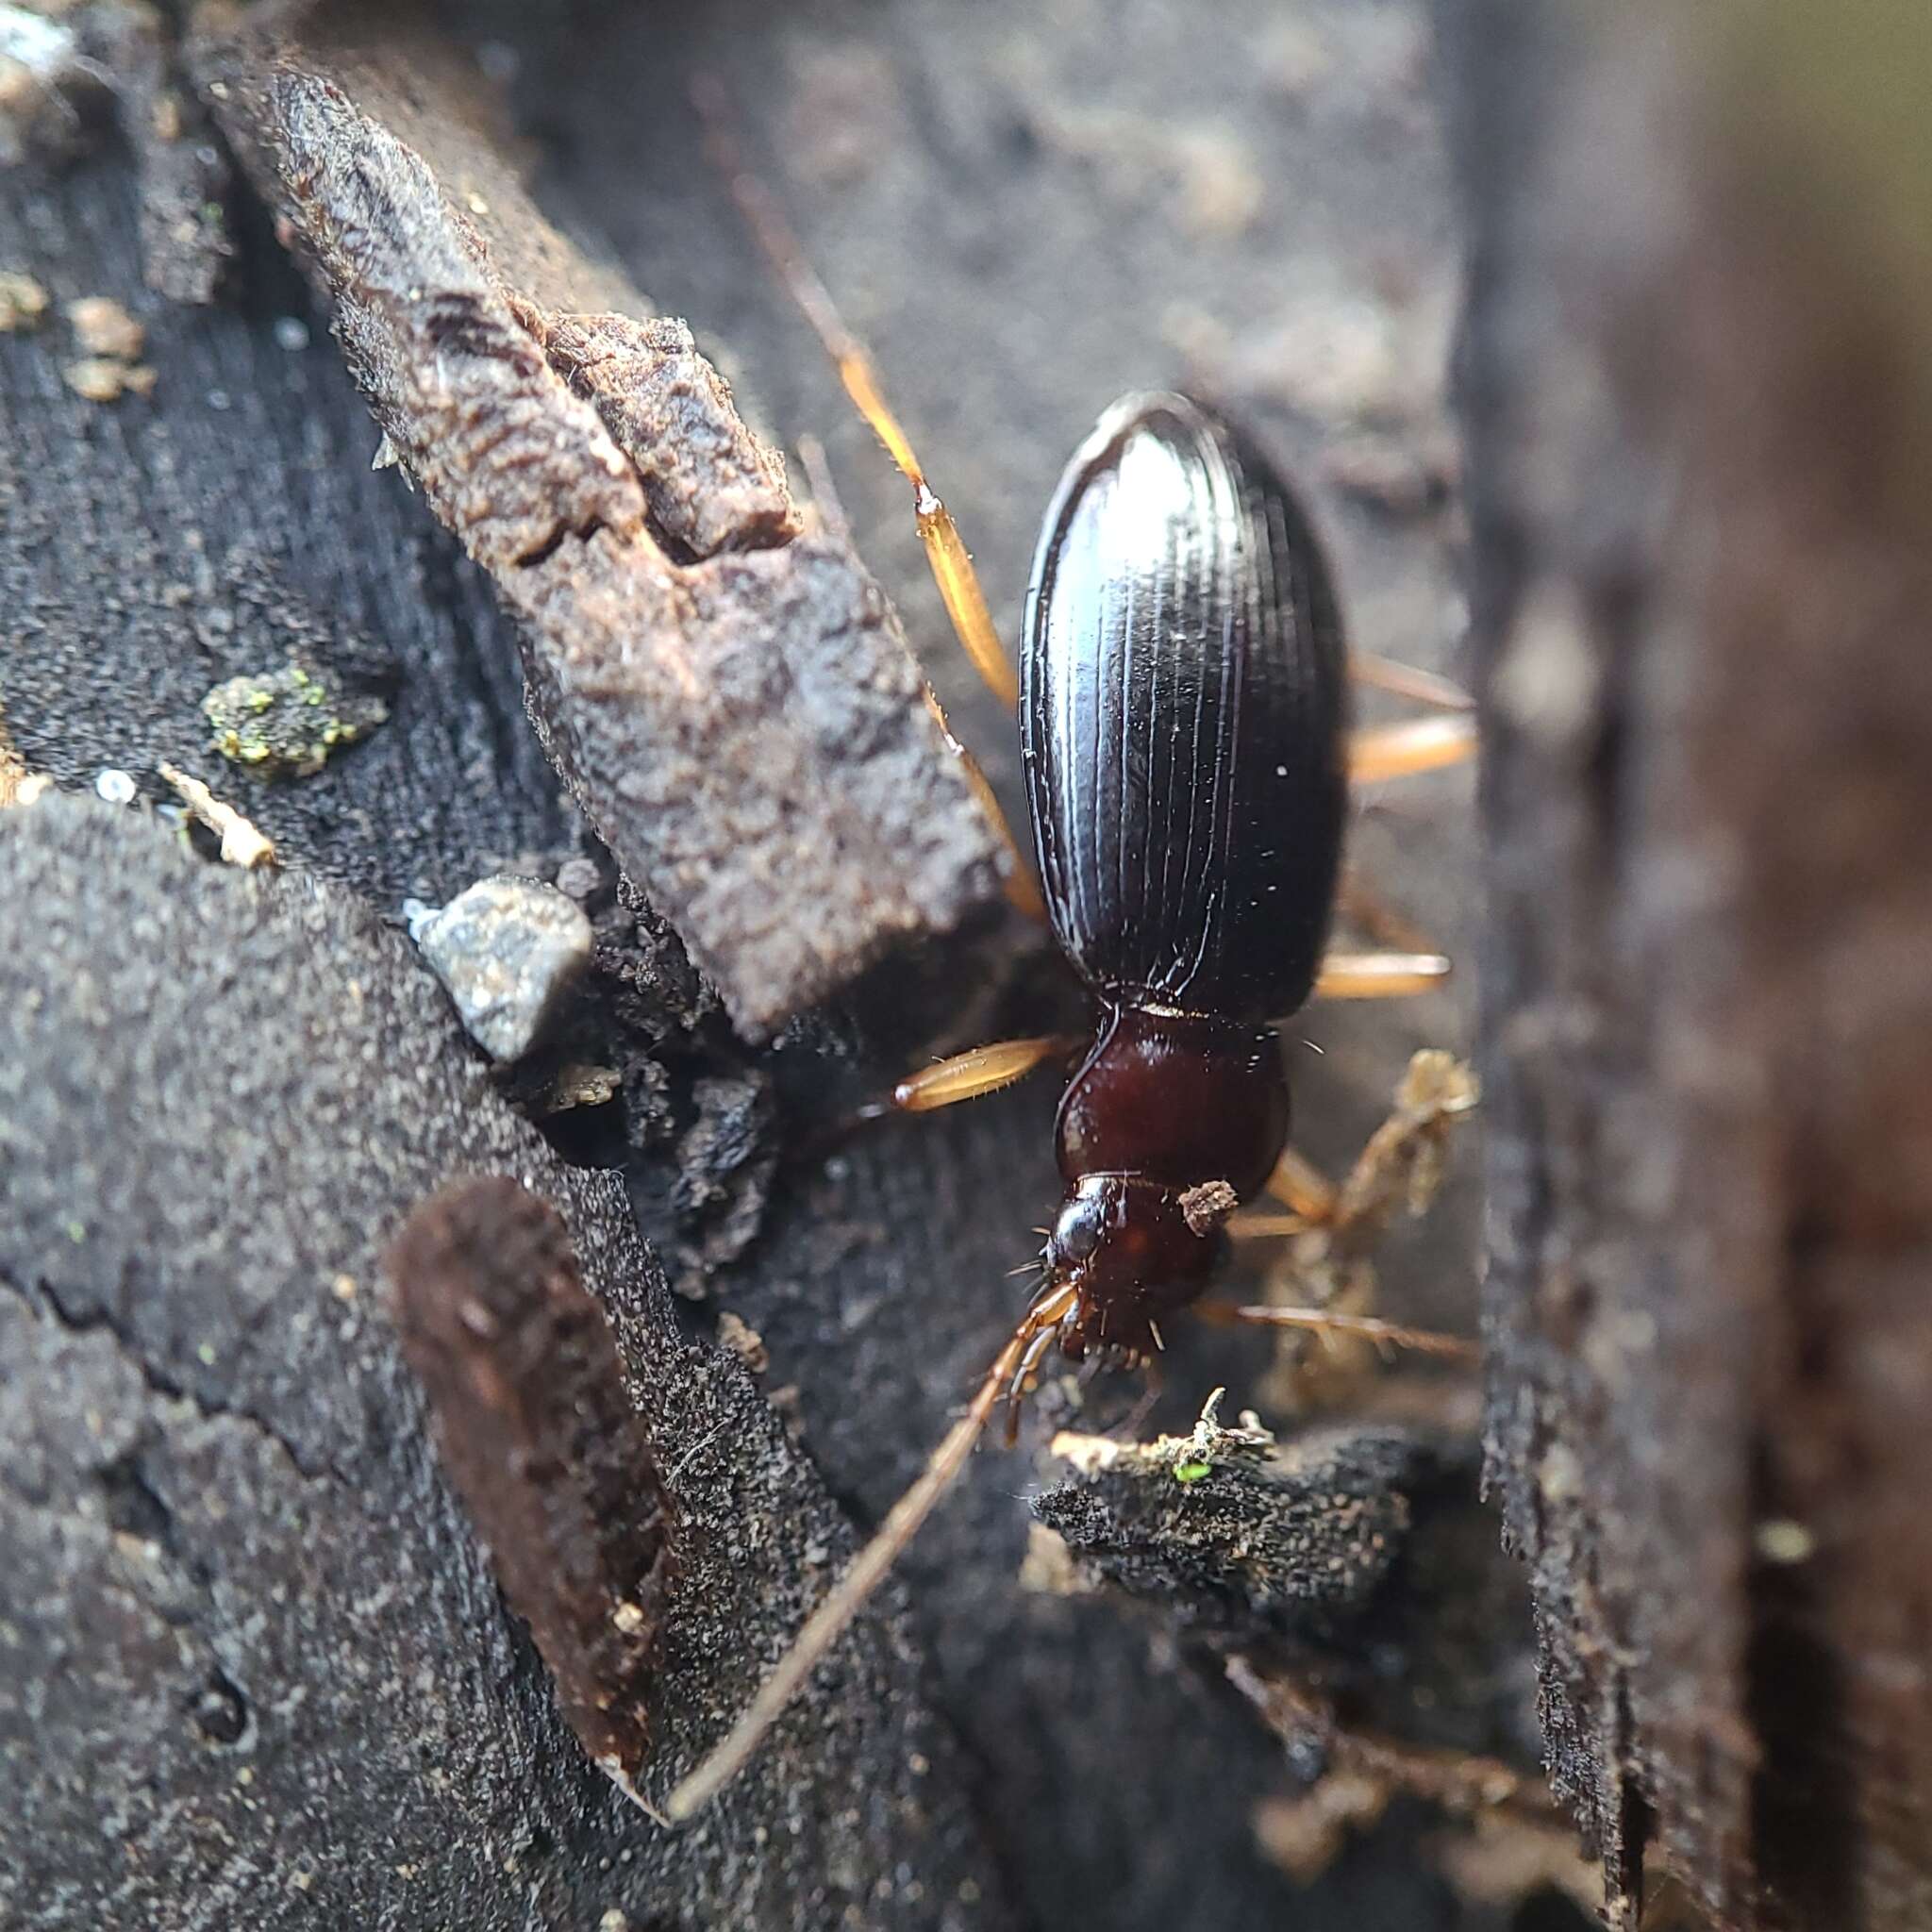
57, 291, 156, 400
0, 265, 46, 328
1248, 1049, 1477, 1408
156, 758, 276, 868
62, 353, 155, 401
66, 292, 143, 359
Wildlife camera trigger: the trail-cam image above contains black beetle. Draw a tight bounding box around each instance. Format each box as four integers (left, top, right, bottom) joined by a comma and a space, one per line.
667, 368, 1473, 1816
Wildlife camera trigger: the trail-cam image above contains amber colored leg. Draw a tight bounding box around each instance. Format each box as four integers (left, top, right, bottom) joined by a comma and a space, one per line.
1224, 1210, 1314, 1239
1263, 1144, 1340, 1223
1192, 1299, 1475, 1362
807, 1033, 1075, 1161
1314, 951, 1452, 1000
693, 76, 1018, 711
1348, 652, 1474, 713
870, 1034, 1081, 1117
1349, 714, 1478, 784
1003, 1322, 1063, 1444
695, 80, 1043, 919
918, 687, 1048, 923
1337, 662, 1469, 984
1334, 871, 1439, 957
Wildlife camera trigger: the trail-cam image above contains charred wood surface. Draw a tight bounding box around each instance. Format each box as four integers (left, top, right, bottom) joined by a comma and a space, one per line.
0, 2, 1551, 1927
0, 801, 1007, 1931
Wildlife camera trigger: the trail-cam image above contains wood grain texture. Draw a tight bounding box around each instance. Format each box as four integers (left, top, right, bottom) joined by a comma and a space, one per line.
1444, 2, 1932, 1922
0, 802, 1008, 1931
192, 5, 1008, 1040
0, 0, 1527, 1925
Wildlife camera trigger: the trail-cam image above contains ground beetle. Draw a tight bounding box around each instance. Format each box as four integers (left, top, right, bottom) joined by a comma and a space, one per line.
668, 103, 1477, 1817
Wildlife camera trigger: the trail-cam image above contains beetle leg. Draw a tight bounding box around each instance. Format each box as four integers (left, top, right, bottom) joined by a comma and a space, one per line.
694, 76, 1019, 710
1314, 950, 1452, 1000
1004, 1322, 1063, 1444
1260, 1143, 1340, 1224
1335, 870, 1441, 956
851, 1033, 1082, 1124
1349, 714, 1477, 784
1225, 1210, 1315, 1239
921, 688, 1048, 922
1111, 1361, 1165, 1441
1192, 1300, 1476, 1361
1348, 652, 1474, 712
802, 1033, 1077, 1164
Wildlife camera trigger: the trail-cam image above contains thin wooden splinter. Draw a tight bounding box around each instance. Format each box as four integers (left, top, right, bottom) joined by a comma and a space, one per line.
664, 1283, 1076, 1821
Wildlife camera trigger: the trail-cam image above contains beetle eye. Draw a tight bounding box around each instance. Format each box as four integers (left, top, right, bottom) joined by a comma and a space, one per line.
1051, 1201, 1103, 1262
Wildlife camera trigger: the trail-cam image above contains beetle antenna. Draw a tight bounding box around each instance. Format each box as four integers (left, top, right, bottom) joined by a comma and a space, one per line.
664, 1287, 1074, 1821
1196, 1301, 1478, 1361
690, 73, 1019, 715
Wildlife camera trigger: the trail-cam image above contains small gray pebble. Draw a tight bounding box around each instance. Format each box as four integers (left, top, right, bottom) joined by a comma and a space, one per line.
414, 875, 592, 1062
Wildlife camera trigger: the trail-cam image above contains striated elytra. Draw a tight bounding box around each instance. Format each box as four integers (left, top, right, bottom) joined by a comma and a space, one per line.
1021, 391, 1349, 1026
664, 385, 1473, 1824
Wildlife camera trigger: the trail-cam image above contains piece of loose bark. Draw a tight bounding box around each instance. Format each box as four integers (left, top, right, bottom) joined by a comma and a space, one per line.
1034, 1404, 1424, 1633
388, 1178, 675, 1807
190, 7, 1008, 1039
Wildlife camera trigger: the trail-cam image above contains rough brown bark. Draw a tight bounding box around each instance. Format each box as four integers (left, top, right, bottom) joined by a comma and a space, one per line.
189, 2, 1007, 1041
1445, 3, 1932, 1924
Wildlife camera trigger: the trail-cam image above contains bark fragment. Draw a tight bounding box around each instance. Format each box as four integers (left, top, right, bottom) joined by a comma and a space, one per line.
191, 8, 1008, 1038
388, 1178, 675, 1803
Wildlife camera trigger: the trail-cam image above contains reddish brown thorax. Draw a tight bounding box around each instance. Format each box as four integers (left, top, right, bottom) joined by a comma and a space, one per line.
1042, 1006, 1291, 1358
